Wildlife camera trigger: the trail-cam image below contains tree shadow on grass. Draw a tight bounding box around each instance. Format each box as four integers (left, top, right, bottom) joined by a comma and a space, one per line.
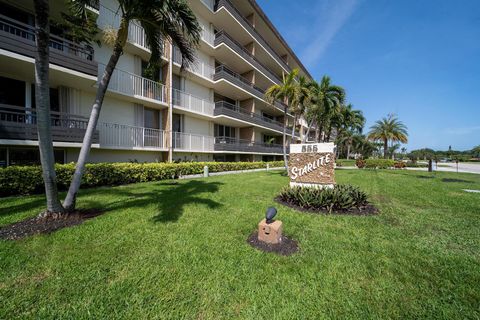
79, 180, 224, 223
0, 197, 46, 218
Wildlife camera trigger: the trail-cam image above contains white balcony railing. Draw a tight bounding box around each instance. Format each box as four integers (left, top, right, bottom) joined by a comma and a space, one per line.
98, 122, 167, 150
172, 46, 215, 80
98, 5, 148, 51
172, 88, 214, 116
99, 64, 167, 104
173, 132, 214, 152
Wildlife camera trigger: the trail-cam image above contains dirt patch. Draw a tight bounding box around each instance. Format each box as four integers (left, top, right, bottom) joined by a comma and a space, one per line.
247, 231, 299, 256
275, 197, 378, 216
0, 209, 104, 240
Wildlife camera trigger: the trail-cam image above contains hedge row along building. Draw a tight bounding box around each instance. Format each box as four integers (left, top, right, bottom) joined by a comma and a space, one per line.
0, 0, 312, 166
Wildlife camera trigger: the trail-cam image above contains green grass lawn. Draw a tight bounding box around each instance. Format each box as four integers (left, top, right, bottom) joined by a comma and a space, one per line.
336, 158, 357, 166
1, 170, 479, 319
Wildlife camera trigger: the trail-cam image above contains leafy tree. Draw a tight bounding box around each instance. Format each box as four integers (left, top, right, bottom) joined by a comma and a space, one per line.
63, 0, 201, 211
367, 114, 408, 159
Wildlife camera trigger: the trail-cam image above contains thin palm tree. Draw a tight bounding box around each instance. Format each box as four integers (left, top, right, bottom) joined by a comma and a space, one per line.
289, 75, 310, 140
367, 114, 408, 159
265, 68, 300, 171
63, 0, 202, 211
33, 0, 65, 215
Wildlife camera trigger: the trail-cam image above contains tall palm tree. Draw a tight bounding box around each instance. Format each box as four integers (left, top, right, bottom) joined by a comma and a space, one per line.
367, 114, 408, 159
33, 0, 65, 215
304, 76, 344, 142
63, 0, 201, 211
290, 75, 311, 140
265, 68, 300, 171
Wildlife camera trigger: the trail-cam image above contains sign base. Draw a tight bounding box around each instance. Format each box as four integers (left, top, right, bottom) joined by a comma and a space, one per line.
289, 182, 334, 189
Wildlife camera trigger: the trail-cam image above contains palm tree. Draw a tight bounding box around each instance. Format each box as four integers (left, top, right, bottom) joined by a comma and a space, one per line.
33, 0, 65, 215
63, 0, 202, 211
304, 76, 344, 142
289, 75, 311, 140
265, 68, 300, 171
367, 114, 408, 159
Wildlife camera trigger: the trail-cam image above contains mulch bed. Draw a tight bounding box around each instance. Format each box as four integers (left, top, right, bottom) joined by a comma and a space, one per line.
275, 197, 378, 216
0, 209, 104, 240
247, 231, 299, 256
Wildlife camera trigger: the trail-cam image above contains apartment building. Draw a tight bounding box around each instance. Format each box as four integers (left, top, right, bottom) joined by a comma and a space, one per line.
0, 0, 312, 166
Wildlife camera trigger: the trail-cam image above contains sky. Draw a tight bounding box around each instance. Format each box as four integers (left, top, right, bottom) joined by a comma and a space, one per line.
256, 0, 480, 151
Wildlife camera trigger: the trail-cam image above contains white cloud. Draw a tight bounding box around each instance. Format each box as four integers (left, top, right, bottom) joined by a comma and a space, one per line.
301, 0, 359, 67
445, 126, 480, 135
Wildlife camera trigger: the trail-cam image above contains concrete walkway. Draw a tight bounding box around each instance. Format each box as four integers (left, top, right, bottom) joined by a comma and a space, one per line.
337, 163, 480, 175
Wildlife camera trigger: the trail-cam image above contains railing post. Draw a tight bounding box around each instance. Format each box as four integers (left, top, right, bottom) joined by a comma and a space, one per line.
188, 94, 192, 109
142, 127, 145, 147
189, 134, 192, 150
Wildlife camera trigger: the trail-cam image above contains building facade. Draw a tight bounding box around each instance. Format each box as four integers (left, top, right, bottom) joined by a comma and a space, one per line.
0, 0, 312, 166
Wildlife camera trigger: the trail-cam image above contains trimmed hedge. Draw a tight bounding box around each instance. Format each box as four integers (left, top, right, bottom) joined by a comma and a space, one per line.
0, 161, 284, 197
364, 159, 395, 169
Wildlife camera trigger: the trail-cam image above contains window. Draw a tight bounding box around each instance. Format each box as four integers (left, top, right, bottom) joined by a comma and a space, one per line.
144, 108, 160, 129
263, 134, 276, 144
214, 124, 236, 138
262, 112, 274, 121
0, 148, 6, 167
142, 60, 160, 82
173, 114, 183, 133
8, 148, 65, 166
30, 85, 60, 112
0, 76, 25, 107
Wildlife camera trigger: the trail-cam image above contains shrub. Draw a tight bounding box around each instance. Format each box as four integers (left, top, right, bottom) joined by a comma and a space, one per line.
394, 161, 406, 169
405, 162, 428, 168
356, 159, 366, 168
364, 159, 395, 169
278, 184, 369, 213
0, 161, 284, 197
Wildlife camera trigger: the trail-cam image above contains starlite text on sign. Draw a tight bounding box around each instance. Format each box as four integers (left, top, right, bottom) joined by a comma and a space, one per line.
290, 154, 332, 180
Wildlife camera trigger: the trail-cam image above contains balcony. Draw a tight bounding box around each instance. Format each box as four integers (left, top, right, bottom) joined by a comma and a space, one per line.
97, 5, 167, 55
213, 65, 265, 99
214, 0, 290, 72
0, 14, 97, 76
172, 46, 215, 80
214, 136, 284, 154
172, 88, 214, 116
100, 64, 168, 105
173, 132, 215, 152
98, 123, 167, 150
214, 101, 284, 132
0, 105, 98, 144
214, 30, 281, 84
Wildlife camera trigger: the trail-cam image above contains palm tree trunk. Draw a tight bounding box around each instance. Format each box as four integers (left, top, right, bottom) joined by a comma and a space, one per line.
347, 144, 351, 160
282, 105, 289, 172
291, 115, 297, 142
63, 18, 129, 211
34, 0, 65, 215
303, 118, 316, 143
383, 139, 388, 159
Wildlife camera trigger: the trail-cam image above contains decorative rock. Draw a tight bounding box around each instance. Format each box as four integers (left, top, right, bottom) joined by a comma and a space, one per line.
258, 218, 283, 244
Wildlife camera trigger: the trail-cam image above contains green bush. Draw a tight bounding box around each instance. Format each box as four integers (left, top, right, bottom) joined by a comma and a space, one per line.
0, 161, 284, 197
278, 184, 369, 213
364, 159, 395, 169
405, 162, 428, 168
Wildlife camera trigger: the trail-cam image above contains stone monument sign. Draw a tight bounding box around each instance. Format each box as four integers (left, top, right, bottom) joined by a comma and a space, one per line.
288, 142, 336, 188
